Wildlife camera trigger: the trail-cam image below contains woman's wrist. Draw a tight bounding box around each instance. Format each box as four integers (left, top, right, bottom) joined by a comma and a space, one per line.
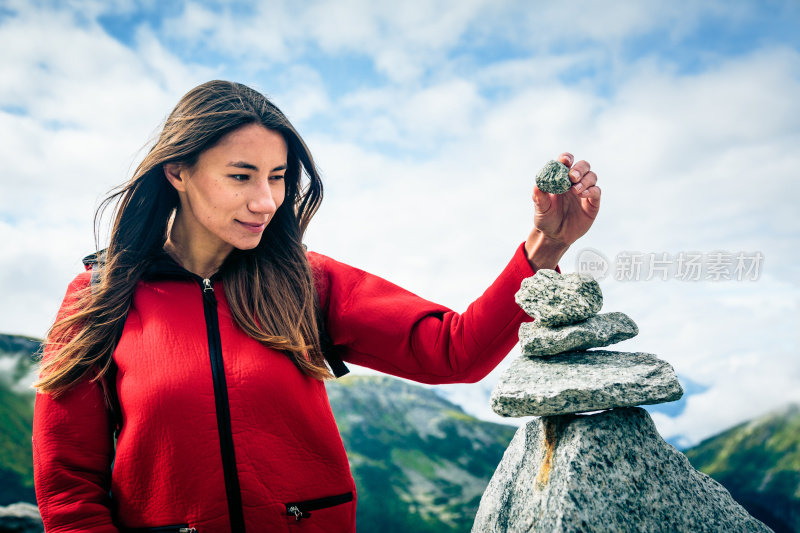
524, 229, 570, 272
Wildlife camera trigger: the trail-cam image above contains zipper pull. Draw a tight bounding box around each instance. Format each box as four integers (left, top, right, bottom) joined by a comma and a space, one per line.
201, 278, 217, 304
288, 505, 303, 521
202, 278, 213, 292
178, 529, 197, 533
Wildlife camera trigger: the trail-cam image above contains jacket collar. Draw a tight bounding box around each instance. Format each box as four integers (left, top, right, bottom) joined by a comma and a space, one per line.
82, 248, 228, 283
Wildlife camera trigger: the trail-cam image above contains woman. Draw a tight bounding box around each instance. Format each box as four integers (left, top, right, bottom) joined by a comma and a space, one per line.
32, 80, 601, 532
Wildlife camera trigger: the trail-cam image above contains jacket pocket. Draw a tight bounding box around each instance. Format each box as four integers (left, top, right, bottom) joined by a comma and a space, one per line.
120, 525, 197, 533
285, 491, 354, 521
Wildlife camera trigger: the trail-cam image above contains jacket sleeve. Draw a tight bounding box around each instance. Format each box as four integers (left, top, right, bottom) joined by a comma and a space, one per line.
32, 272, 118, 533
309, 241, 560, 384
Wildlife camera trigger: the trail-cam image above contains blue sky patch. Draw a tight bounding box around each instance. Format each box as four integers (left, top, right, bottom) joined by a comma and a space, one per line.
644, 375, 710, 418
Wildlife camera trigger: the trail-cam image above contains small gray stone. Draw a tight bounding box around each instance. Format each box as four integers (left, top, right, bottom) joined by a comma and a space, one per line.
535, 159, 572, 194
472, 408, 772, 533
515, 270, 602, 327
520, 312, 639, 357
491, 350, 683, 417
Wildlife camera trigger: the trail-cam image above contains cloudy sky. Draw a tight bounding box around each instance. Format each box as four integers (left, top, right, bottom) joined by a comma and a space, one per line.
1, 0, 798, 448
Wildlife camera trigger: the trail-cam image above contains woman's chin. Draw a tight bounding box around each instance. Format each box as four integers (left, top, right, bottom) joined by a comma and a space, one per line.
234, 241, 261, 251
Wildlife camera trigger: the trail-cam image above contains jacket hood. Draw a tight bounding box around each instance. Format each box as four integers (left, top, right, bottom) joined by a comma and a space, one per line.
82, 243, 308, 282
82, 248, 227, 283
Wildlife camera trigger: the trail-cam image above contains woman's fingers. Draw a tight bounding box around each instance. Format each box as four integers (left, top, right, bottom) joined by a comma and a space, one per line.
549, 153, 599, 205
583, 185, 602, 209
569, 160, 591, 183
572, 170, 597, 195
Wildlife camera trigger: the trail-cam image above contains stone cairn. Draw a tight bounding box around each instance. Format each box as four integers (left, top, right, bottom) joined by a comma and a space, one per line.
491, 270, 681, 419
472, 269, 772, 533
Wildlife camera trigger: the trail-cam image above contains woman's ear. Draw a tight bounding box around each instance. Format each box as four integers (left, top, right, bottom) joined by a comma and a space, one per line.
163, 162, 187, 192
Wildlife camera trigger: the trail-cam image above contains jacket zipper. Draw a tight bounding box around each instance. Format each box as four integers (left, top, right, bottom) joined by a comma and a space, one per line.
285, 491, 354, 521
201, 278, 246, 532
121, 525, 197, 533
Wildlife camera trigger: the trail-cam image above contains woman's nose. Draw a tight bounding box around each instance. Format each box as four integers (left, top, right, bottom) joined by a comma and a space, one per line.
247, 180, 278, 214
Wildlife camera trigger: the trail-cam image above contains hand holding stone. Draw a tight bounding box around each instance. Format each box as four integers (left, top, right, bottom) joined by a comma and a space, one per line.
525, 153, 602, 270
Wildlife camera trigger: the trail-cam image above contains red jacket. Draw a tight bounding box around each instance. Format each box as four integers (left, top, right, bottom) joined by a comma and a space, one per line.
32, 242, 550, 532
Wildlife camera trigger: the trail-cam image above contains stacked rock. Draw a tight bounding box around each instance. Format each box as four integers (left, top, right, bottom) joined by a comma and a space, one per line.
490, 270, 683, 417
474, 270, 772, 532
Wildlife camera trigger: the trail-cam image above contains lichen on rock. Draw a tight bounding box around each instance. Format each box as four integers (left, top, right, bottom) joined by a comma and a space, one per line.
520, 311, 639, 357
491, 350, 683, 417
472, 408, 773, 533
515, 270, 602, 327
535, 159, 572, 194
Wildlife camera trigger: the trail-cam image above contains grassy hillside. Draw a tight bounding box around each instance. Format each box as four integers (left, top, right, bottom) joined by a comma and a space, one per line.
684, 403, 800, 533
0, 334, 39, 506
326, 375, 516, 532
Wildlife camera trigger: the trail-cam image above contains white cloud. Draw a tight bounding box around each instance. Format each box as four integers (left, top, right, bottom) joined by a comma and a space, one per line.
157, 0, 736, 84
0, 2, 211, 335
164, 1, 293, 66
303, 44, 800, 445
267, 64, 332, 123
332, 78, 485, 148
651, 353, 800, 445
161, 0, 492, 82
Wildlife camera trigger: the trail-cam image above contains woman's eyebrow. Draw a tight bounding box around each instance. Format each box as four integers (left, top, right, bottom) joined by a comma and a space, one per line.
226, 161, 287, 172
227, 161, 259, 171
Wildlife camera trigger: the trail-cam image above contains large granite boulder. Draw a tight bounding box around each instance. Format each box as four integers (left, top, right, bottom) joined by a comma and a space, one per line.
519, 312, 639, 357
491, 351, 683, 417
515, 271, 602, 327
0, 502, 43, 533
473, 408, 773, 532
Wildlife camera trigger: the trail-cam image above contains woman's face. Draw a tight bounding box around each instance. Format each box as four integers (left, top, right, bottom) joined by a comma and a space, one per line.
165, 123, 288, 256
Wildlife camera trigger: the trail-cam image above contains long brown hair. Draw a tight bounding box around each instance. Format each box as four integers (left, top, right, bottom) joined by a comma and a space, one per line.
35, 80, 333, 397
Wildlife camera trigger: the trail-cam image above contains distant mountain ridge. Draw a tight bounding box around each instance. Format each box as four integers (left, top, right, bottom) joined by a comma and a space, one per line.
683, 403, 800, 533
0, 333, 38, 507
0, 334, 39, 391
326, 374, 516, 531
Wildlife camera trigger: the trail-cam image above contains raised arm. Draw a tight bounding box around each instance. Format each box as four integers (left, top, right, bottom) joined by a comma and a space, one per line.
309, 242, 559, 385
310, 151, 600, 385
32, 272, 118, 532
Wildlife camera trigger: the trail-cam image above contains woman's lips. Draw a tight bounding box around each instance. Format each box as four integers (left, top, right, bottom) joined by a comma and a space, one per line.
237, 220, 267, 233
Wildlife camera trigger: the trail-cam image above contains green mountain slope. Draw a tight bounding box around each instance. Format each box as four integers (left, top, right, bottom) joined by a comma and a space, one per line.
325, 375, 516, 532
683, 403, 800, 533
0, 333, 40, 506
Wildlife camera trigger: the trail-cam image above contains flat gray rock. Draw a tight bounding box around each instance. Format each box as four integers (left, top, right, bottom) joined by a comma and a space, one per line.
491, 350, 683, 417
516, 270, 602, 327
472, 408, 772, 533
535, 160, 572, 194
520, 312, 639, 357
